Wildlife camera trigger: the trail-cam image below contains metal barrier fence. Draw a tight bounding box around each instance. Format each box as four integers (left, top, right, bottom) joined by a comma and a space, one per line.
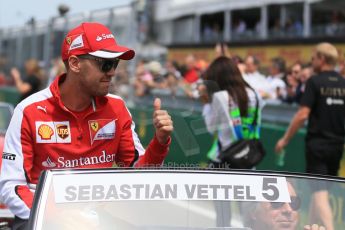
129, 94, 306, 172
1, 86, 344, 175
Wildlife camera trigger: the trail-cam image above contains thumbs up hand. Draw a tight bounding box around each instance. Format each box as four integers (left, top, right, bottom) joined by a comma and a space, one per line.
153, 98, 173, 144
153, 97, 161, 111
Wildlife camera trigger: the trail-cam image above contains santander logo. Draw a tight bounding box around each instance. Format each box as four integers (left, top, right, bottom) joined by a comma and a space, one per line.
41, 150, 115, 169
42, 157, 57, 168
96, 33, 115, 42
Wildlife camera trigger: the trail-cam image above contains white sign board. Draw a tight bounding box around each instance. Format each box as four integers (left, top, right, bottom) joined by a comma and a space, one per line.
53, 172, 290, 203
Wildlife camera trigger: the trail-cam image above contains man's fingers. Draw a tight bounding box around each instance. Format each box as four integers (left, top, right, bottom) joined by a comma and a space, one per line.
153, 113, 173, 125
152, 98, 173, 144
154, 118, 173, 128
274, 139, 284, 153
304, 224, 326, 230
153, 98, 161, 111
153, 110, 169, 116
153, 110, 171, 126
274, 143, 280, 153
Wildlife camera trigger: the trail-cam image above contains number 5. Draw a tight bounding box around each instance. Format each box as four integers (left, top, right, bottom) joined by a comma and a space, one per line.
262, 177, 279, 201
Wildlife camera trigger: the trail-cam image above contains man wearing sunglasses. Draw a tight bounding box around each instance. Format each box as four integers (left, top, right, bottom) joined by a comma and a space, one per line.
0, 22, 173, 229
242, 181, 325, 230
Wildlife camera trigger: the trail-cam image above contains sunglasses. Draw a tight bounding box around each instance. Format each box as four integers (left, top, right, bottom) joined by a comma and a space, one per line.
270, 196, 301, 211
78, 55, 120, 73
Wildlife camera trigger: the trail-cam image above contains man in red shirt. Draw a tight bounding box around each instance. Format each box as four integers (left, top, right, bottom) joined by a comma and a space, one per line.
183, 54, 199, 84
0, 22, 173, 229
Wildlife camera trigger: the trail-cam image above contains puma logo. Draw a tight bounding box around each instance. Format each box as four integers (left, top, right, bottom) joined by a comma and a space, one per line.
37, 106, 47, 113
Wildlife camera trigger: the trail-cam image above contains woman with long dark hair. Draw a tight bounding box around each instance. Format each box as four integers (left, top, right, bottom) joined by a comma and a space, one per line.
198, 56, 263, 168
198, 56, 264, 227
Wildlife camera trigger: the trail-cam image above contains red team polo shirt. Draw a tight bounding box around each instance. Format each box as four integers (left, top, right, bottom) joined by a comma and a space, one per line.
183, 68, 199, 84
0, 74, 170, 219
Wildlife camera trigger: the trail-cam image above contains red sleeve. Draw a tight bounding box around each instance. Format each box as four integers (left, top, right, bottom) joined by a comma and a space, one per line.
135, 135, 171, 167
17, 112, 35, 209
0, 105, 35, 219
16, 185, 34, 209
115, 102, 170, 168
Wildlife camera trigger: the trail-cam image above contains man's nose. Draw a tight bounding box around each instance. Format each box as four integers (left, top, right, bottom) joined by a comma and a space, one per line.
106, 68, 116, 77
281, 203, 294, 213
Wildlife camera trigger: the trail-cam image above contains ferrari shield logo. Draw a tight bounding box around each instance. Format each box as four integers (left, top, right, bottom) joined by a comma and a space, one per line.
90, 122, 99, 132
66, 37, 71, 45
88, 119, 116, 145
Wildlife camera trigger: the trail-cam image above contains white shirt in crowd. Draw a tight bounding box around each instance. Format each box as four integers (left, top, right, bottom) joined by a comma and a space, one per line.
243, 71, 269, 98
202, 89, 263, 162
266, 74, 286, 100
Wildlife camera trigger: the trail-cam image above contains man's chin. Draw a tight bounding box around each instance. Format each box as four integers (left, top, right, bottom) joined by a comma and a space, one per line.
95, 90, 110, 97
276, 221, 296, 230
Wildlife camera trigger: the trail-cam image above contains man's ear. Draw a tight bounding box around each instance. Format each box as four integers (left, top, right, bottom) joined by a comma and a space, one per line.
68, 56, 81, 73
318, 54, 326, 65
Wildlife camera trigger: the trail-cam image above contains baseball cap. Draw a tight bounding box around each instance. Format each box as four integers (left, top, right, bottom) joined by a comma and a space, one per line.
61, 22, 135, 61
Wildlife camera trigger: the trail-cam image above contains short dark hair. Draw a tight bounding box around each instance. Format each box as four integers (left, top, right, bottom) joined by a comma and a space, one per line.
301, 62, 312, 69
246, 55, 260, 66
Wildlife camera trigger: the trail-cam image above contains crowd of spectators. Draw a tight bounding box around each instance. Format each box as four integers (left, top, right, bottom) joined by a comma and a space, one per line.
0, 42, 344, 108
117, 43, 342, 108
132, 54, 208, 99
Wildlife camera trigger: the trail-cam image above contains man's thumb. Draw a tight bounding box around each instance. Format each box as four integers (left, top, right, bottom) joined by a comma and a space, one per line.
153, 98, 161, 111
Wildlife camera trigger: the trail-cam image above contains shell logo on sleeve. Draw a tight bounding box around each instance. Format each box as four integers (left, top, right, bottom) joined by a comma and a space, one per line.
38, 124, 54, 140
36, 121, 71, 143
88, 119, 116, 145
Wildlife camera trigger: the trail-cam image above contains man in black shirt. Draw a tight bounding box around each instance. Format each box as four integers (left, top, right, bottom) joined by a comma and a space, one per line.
275, 42, 345, 230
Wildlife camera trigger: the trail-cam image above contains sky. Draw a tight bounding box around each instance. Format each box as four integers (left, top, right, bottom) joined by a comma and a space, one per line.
0, 0, 131, 28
